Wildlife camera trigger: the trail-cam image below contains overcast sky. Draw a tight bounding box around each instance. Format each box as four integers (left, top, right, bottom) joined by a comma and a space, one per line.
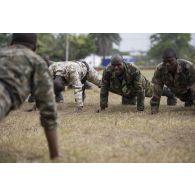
118, 33, 195, 52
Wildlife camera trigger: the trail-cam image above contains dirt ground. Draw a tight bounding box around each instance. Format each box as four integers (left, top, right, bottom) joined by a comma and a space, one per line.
0, 70, 195, 162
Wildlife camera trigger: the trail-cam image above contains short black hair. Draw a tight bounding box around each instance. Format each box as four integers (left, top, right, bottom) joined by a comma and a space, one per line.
11, 33, 37, 50
111, 54, 123, 65
162, 48, 177, 59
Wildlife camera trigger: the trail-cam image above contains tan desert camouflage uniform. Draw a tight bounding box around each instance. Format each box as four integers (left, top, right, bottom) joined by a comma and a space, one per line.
49, 61, 102, 107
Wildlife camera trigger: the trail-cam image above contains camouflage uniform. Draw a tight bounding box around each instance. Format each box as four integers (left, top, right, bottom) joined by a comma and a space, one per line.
0, 44, 57, 130
49, 61, 102, 107
100, 62, 153, 111
100, 62, 176, 111
150, 59, 195, 111
0, 82, 12, 119
27, 59, 54, 103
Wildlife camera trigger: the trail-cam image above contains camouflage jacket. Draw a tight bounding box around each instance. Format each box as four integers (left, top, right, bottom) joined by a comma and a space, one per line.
49, 61, 102, 107
100, 62, 147, 111
0, 44, 57, 130
150, 59, 195, 109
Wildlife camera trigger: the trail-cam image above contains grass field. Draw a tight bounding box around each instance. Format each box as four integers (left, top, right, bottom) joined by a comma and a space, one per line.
0, 69, 195, 163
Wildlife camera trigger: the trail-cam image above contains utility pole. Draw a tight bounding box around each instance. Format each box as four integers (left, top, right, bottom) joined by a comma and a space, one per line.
93, 54, 95, 67
65, 34, 69, 61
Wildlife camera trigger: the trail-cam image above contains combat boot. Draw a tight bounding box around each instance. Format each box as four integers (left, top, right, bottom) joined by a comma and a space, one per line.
167, 97, 177, 106
184, 99, 193, 107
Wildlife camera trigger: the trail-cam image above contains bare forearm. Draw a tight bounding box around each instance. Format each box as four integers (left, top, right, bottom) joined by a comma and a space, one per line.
44, 129, 59, 159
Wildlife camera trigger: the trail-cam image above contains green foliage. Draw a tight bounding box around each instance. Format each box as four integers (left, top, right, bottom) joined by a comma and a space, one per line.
148, 33, 193, 61
0, 33, 121, 62
182, 45, 195, 63
68, 34, 95, 60
37, 33, 57, 58
89, 33, 121, 58
119, 51, 130, 56
0, 33, 11, 47
135, 55, 152, 66
51, 33, 66, 60
37, 33, 95, 61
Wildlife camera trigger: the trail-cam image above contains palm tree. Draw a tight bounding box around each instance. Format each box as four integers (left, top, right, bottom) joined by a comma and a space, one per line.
89, 33, 121, 59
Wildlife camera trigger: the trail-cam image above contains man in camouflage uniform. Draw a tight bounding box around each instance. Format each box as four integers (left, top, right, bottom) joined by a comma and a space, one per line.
49, 60, 102, 112
27, 54, 54, 103
150, 48, 195, 114
0, 33, 59, 159
99, 54, 176, 112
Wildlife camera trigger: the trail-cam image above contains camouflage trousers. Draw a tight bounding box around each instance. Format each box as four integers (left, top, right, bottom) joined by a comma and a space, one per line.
174, 88, 195, 106
122, 78, 153, 105
122, 81, 176, 105
174, 82, 195, 102
0, 82, 12, 121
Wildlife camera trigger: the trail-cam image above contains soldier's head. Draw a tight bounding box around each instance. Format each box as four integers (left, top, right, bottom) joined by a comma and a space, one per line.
162, 48, 178, 73
110, 54, 124, 76
11, 33, 37, 51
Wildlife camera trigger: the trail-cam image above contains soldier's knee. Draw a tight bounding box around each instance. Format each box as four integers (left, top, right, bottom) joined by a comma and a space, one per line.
122, 96, 136, 105
167, 97, 177, 106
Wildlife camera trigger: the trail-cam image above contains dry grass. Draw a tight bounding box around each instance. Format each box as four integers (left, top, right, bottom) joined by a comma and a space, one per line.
0, 69, 195, 162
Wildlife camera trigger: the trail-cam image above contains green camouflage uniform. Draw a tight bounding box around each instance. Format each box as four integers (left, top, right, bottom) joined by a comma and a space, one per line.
150, 59, 195, 111
0, 44, 57, 130
100, 62, 152, 111
49, 61, 102, 107
0, 82, 12, 118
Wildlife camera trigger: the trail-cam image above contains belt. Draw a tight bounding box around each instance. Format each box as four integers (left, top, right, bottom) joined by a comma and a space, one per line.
81, 61, 89, 73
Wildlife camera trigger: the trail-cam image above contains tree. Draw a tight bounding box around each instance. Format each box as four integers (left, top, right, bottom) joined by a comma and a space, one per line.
36, 33, 95, 61
47, 34, 95, 61
68, 34, 95, 60
37, 33, 57, 58
0, 33, 11, 47
148, 33, 192, 61
89, 33, 121, 58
